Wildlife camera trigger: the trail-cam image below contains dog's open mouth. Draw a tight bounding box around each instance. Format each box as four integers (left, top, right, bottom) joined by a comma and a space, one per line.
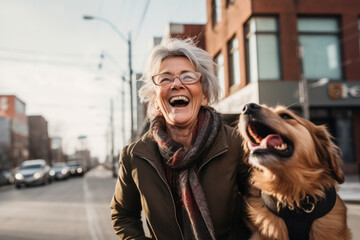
246, 121, 293, 157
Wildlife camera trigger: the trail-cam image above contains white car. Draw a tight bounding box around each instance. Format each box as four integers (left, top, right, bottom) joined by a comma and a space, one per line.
15, 159, 52, 188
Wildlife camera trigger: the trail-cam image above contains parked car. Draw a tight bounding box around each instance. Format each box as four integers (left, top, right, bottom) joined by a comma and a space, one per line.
67, 161, 84, 177
1, 170, 15, 184
15, 159, 52, 188
50, 162, 70, 180
0, 172, 6, 186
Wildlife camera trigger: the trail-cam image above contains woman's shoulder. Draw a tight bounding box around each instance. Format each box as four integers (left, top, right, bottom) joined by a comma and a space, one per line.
221, 122, 242, 143
120, 130, 157, 162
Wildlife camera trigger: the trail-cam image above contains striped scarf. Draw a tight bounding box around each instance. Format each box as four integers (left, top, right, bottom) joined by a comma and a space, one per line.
151, 107, 222, 240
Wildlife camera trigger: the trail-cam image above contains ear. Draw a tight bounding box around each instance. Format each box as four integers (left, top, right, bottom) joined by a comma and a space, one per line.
313, 124, 345, 184
201, 95, 208, 106
154, 100, 162, 116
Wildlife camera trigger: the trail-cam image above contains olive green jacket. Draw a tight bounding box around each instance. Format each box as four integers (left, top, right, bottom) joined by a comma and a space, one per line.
110, 123, 250, 240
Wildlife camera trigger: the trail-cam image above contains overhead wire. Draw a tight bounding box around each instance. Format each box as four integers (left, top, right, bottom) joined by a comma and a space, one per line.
134, 0, 151, 42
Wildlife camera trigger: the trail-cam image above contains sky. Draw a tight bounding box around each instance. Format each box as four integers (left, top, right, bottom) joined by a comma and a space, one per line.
0, 0, 207, 162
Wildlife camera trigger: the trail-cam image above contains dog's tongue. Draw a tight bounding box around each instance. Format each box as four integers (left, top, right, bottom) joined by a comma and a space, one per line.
261, 134, 283, 148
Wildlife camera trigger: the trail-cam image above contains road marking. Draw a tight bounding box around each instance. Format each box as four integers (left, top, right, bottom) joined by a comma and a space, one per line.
83, 179, 104, 240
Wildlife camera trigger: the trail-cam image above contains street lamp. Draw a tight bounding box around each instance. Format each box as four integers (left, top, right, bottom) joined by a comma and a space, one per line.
83, 15, 135, 142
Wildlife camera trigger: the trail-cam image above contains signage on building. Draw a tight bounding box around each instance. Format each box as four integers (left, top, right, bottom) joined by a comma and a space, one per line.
328, 83, 360, 99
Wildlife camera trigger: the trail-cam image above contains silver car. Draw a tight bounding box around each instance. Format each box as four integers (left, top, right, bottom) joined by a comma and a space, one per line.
15, 159, 52, 188
50, 162, 70, 180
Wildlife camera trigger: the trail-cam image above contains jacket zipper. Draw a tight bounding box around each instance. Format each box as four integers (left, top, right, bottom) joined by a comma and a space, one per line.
139, 156, 185, 240
197, 149, 228, 174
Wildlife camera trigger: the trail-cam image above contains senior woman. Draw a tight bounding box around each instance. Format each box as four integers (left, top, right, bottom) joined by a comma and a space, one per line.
110, 38, 250, 240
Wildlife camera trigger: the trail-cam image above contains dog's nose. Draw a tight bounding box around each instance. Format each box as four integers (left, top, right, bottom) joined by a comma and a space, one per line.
242, 103, 261, 114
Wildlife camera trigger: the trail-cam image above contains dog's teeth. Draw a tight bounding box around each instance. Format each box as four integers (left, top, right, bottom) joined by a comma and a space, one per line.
274, 143, 287, 150
260, 140, 267, 149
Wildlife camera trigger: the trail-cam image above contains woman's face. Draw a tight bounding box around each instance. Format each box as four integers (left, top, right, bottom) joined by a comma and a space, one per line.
154, 56, 208, 129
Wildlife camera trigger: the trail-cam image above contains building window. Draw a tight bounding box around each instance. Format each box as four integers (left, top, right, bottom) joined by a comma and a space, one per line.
226, 0, 235, 7
227, 36, 241, 88
211, 0, 222, 27
332, 110, 355, 164
214, 52, 225, 99
245, 16, 281, 83
297, 17, 342, 80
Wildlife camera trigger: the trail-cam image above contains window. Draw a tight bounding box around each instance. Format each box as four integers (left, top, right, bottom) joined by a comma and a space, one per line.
226, 0, 235, 7
227, 36, 241, 88
211, 0, 222, 27
214, 53, 225, 99
297, 17, 342, 80
333, 110, 355, 164
245, 16, 281, 82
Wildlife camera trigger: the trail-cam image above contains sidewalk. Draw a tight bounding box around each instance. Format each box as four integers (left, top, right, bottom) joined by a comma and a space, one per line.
338, 175, 360, 203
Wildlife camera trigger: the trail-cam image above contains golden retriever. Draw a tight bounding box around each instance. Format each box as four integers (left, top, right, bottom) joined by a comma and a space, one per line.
238, 103, 351, 240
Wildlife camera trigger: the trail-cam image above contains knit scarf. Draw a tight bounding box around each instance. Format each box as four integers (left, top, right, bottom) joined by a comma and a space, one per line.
151, 107, 222, 240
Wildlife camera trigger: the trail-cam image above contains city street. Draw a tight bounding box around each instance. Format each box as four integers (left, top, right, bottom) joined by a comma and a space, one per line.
0, 165, 118, 240
0, 166, 359, 240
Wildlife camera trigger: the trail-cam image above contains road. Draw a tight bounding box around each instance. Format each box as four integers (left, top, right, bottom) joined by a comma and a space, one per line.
0, 166, 359, 239
0, 165, 118, 240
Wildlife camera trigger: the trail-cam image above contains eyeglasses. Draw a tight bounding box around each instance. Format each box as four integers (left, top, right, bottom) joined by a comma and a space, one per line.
152, 71, 202, 86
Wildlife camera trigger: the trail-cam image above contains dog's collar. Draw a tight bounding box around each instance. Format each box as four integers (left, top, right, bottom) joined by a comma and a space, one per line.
261, 187, 337, 240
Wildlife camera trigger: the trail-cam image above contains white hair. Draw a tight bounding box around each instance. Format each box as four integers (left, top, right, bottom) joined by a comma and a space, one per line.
138, 38, 220, 119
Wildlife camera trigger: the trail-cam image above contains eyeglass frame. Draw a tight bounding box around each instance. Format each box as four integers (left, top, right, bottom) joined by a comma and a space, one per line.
151, 71, 202, 86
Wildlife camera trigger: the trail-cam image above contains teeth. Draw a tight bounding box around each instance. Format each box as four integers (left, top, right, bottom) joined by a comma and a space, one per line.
248, 142, 288, 153
274, 143, 287, 150
248, 125, 262, 144
169, 96, 189, 104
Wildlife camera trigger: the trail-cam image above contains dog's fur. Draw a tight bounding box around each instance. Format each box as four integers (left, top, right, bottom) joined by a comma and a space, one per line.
238, 103, 351, 240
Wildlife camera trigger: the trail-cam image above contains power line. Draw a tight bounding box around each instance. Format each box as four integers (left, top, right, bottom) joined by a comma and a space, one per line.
134, 0, 151, 42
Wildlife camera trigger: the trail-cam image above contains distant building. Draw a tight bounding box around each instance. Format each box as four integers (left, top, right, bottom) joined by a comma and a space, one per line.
51, 136, 64, 163
28, 115, 51, 164
0, 95, 29, 169
164, 23, 206, 49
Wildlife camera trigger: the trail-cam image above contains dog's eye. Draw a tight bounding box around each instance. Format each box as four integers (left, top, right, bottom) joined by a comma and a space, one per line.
279, 113, 293, 119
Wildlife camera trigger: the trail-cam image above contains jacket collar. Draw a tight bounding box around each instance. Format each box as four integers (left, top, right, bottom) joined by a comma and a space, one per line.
132, 123, 229, 174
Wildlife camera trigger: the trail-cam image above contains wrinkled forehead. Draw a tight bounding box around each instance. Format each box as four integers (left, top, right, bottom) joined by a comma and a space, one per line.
152, 55, 190, 74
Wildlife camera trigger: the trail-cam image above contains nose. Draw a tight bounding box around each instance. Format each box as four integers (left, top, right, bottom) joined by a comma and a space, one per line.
242, 103, 261, 114
170, 76, 184, 88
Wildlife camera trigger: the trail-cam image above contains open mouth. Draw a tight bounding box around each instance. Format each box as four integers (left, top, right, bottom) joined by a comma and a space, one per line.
246, 121, 293, 158
169, 96, 190, 107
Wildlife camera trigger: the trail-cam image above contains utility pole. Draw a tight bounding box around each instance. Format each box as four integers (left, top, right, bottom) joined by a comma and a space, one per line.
110, 99, 116, 177
121, 76, 127, 146
83, 15, 135, 142
127, 32, 134, 141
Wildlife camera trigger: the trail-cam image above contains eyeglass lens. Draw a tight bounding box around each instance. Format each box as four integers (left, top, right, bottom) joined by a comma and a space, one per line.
154, 72, 200, 86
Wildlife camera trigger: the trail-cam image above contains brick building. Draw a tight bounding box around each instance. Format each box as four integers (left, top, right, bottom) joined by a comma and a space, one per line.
204, 0, 360, 174
28, 115, 51, 164
0, 95, 29, 169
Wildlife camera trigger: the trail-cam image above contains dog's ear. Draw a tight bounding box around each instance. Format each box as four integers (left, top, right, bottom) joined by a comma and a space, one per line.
312, 124, 345, 184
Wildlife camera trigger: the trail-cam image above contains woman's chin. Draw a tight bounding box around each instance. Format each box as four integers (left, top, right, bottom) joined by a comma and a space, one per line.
166, 114, 197, 129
